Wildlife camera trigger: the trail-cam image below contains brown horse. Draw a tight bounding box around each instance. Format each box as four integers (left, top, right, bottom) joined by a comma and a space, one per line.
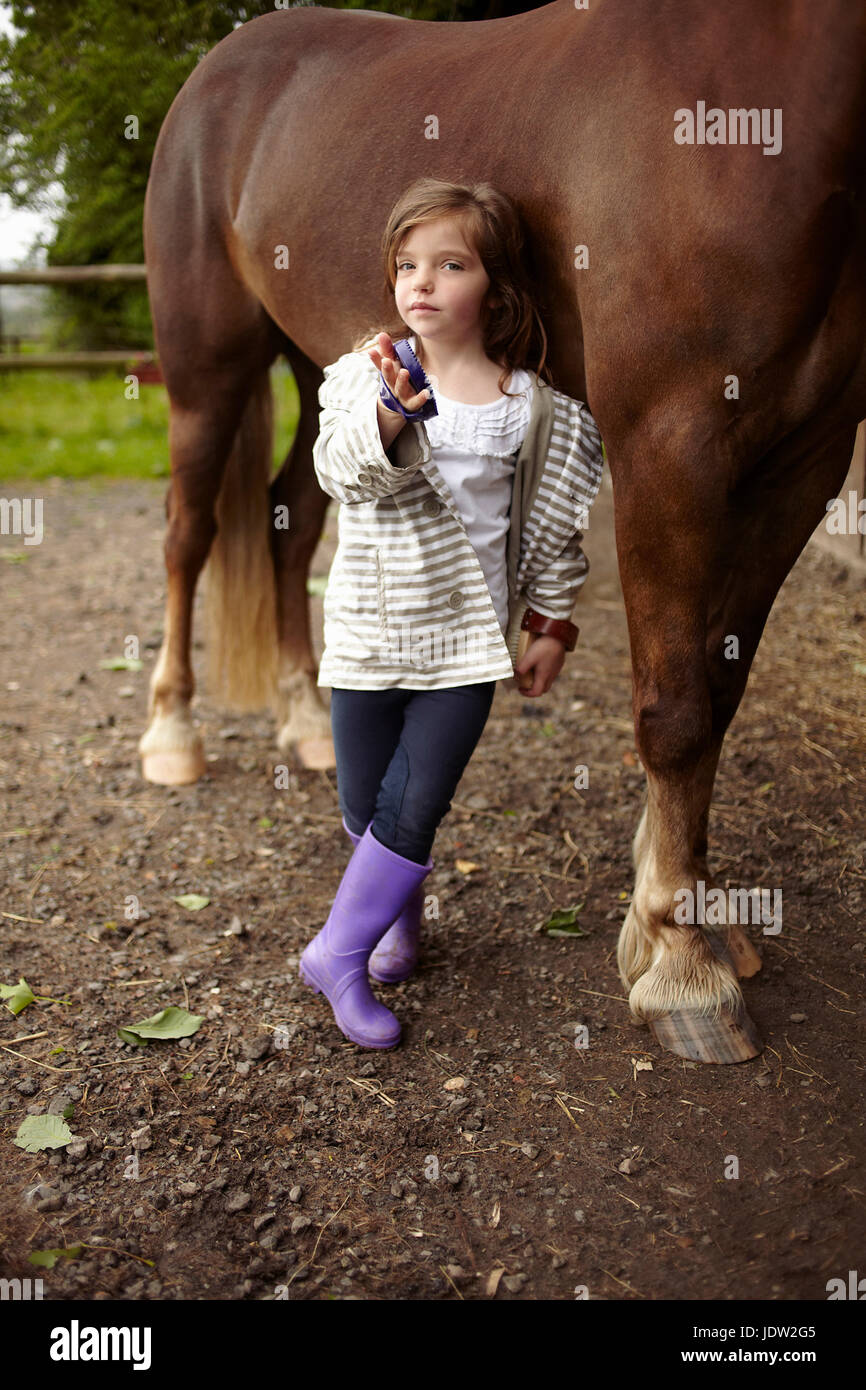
139, 0, 866, 1062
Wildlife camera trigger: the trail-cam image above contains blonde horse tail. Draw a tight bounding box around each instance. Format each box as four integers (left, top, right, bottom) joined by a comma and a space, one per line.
203, 370, 279, 712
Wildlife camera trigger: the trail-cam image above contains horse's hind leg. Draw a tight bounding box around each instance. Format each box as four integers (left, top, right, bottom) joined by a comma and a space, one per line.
270, 343, 335, 770
139, 371, 268, 783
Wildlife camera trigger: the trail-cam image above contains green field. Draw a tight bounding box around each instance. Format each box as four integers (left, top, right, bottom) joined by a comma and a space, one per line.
0, 365, 301, 481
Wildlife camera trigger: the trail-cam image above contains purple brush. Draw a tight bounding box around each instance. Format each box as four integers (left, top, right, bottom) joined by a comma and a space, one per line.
378, 338, 438, 421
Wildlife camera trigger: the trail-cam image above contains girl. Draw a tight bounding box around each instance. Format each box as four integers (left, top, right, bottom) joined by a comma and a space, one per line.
299, 178, 604, 1050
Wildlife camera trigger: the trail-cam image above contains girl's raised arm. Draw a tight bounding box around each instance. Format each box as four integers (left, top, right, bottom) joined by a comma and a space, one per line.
312, 350, 432, 504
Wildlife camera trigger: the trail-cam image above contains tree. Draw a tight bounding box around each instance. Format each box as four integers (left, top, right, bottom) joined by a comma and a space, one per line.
0, 0, 549, 347
0, 1, 255, 346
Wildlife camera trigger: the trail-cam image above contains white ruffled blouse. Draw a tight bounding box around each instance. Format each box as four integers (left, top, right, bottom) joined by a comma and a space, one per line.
411, 336, 533, 633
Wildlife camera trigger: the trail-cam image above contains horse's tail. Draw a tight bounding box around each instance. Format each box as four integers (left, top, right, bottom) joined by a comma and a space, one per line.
203, 370, 279, 712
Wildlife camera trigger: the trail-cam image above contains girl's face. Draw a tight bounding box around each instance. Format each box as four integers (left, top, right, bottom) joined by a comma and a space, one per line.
393, 215, 492, 345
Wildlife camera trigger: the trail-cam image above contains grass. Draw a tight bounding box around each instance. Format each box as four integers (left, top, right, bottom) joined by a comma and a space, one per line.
0, 364, 301, 482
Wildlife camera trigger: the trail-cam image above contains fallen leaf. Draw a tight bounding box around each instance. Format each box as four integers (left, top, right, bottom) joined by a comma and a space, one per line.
1, 977, 36, 1016
14, 1115, 73, 1153
541, 905, 586, 937
98, 657, 143, 671
486, 1266, 506, 1295
117, 1005, 204, 1047
28, 1246, 82, 1269
456, 859, 480, 875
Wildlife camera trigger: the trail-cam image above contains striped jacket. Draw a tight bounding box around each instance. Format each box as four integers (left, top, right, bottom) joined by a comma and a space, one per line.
313, 349, 604, 690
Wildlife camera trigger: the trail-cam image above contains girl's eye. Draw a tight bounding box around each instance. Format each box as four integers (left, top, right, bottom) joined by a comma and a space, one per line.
396, 260, 464, 271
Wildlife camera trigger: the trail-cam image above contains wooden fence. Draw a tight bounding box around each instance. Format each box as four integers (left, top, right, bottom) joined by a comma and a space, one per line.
0, 264, 159, 375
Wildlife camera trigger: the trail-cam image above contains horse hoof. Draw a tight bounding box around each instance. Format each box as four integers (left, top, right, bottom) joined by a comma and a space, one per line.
648, 1003, 763, 1064
294, 736, 336, 770
141, 747, 207, 785
707, 926, 763, 979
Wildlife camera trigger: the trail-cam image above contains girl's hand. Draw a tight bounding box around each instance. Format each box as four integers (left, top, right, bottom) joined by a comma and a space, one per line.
368, 332, 430, 415
514, 634, 566, 697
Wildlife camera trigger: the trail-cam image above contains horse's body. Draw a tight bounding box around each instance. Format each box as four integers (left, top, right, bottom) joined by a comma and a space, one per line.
139, 0, 866, 1060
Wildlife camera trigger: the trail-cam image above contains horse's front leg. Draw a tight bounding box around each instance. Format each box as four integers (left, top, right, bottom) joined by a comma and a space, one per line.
631, 741, 763, 985
612, 453, 761, 1063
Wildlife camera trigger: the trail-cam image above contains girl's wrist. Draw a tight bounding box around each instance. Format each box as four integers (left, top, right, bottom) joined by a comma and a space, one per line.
376, 397, 406, 449
522, 609, 578, 652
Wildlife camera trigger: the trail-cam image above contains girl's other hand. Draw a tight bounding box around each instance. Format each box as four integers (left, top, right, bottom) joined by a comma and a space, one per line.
514, 633, 566, 697
368, 332, 430, 415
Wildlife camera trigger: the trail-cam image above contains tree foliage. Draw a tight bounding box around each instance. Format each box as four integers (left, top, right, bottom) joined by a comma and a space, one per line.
0, 0, 544, 346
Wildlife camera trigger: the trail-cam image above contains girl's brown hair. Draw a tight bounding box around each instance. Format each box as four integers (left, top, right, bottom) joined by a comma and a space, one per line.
352, 177, 552, 396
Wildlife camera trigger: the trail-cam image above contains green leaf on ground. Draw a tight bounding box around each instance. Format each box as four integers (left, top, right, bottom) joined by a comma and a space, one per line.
1, 977, 36, 1015
98, 656, 143, 671
28, 1246, 83, 1269
172, 894, 209, 911
541, 905, 587, 937
13, 1114, 73, 1153
118, 1005, 204, 1047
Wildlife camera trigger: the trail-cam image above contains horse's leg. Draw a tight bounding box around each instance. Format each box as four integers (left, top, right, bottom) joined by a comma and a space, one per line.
139, 375, 268, 784
695, 414, 859, 983
618, 413, 857, 1061
632, 742, 761, 982
270, 344, 335, 770
612, 429, 761, 1063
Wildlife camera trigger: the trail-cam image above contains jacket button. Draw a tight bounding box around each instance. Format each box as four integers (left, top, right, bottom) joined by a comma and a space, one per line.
423, 498, 441, 517
357, 470, 372, 485
448, 591, 464, 609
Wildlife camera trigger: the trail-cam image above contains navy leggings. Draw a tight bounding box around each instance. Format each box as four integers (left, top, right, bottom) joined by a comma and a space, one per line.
329, 683, 497, 865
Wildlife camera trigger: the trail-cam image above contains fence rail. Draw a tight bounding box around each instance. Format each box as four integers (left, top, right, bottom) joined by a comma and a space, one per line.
0, 263, 156, 373
0, 265, 147, 285
0, 350, 156, 371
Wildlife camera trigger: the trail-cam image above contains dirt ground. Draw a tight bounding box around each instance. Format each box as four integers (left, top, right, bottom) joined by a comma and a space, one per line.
1, 469, 864, 1302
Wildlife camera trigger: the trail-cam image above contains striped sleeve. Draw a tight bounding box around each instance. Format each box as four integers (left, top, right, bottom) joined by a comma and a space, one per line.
524, 531, 591, 620
312, 350, 431, 504
522, 399, 604, 622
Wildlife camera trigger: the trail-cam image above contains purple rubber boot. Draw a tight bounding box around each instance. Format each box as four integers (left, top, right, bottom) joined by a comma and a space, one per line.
343, 818, 433, 983
299, 822, 434, 1047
